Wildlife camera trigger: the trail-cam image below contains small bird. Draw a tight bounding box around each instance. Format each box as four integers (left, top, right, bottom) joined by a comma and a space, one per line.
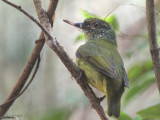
64, 18, 129, 118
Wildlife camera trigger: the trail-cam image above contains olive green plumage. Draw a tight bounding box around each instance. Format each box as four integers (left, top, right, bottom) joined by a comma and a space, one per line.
64, 18, 129, 118
75, 18, 129, 118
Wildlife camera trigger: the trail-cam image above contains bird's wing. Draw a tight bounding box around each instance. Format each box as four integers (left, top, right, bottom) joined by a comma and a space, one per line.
122, 66, 129, 88
76, 42, 120, 80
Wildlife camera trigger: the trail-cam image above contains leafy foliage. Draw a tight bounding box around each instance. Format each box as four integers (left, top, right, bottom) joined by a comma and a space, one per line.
40, 108, 72, 120
74, 34, 85, 44
118, 111, 132, 120
124, 74, 155, 106
137, 104, 160, 120
133, 117, 143, 120
121, 56, 157, 119
128, 60, 153, 83
104, 14, 119, 31
80, 10, 98, 19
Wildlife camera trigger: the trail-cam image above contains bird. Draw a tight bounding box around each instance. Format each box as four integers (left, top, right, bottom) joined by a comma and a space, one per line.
63, 18, 129, 118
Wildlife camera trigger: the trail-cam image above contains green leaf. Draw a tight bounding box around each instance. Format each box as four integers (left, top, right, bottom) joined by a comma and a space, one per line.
124, 71, 155, 105
137, 104, 160, 120
74, 34, 85, 43
128, 64, 142, 82
41, 108, 72, 120
80, 10, 98, 19
128, 60, 153, 83
158, 36, 160, 44
133, 116, 143, 120
118, 111, 132, 120
105, 14, 119, 31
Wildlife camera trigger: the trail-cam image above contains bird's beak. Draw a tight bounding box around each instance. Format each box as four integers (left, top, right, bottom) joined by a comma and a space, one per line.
63, 20, 83, 29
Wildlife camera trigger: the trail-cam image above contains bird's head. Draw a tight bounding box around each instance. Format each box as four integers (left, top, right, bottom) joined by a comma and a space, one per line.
64, 18, 116, 44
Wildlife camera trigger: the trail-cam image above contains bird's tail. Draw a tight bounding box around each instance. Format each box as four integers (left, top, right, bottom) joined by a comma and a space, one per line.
107, 97, 121, 118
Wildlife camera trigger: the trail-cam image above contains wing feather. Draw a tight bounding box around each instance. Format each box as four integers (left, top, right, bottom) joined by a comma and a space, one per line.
76, 42, 119, 80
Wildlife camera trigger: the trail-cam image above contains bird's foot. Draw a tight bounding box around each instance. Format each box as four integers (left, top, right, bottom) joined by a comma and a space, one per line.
35, 38, 45, 44
91, 95, 106, 109
97, 95, 106, 104
75, 69, 85, 81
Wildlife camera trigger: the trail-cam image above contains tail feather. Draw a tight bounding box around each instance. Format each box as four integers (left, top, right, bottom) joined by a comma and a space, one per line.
107, 97, 120, 118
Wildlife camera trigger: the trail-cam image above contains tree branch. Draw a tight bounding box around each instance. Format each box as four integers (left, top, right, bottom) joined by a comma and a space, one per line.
1, 0, 108, 119
146, 0, 160, 93
0, 0, 59, 116
0, 56, 40, 107
33, 0, 108, 120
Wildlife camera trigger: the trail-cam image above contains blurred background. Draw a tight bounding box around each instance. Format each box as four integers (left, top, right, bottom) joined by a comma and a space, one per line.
0, 0, 160, 120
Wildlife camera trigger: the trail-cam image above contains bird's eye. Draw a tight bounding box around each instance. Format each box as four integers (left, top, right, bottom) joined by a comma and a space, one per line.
90, 22, 100, 28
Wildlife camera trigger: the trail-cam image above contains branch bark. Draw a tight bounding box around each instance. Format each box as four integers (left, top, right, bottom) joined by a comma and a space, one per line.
32, 0, 108, 120
0, 0, 58, 116
146, 0, 160, 93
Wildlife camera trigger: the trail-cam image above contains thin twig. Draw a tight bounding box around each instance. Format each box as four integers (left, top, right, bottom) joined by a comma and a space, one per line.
2, 0, 52, 39
0, 56, 40, 107
146, 0, 160, 93
0, 116, 18, 120
0, 0, 58, 116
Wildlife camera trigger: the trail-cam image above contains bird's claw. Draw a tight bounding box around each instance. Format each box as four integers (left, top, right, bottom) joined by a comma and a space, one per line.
91, 95, 106, 109
97, 95, 106, 104
75, 69, 84, 81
